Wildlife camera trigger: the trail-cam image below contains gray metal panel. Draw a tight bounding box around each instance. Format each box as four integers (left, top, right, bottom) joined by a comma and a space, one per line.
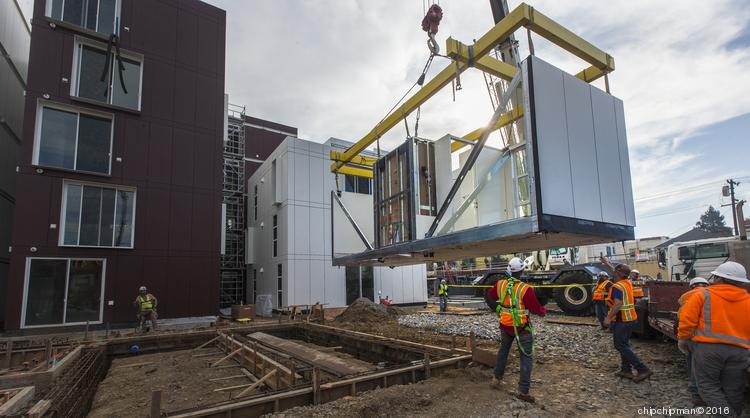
590, 87, 627, 225
562, 72, 602, 222
531, 57, 575, 218
614, 99, 636, 226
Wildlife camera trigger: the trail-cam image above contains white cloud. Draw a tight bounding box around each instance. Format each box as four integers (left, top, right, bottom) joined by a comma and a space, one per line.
207, 0, 750, 237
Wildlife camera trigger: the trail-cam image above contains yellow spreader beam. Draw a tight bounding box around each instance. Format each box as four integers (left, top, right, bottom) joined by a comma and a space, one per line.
330, 2, 615, 175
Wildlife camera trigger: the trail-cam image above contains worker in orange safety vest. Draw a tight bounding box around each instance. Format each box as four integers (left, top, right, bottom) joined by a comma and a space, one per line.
677, 277, 710, 406
488, 257, 546, 403
592, 271, 613, 329
678, 262, 750, 416
602, 258, 653, 383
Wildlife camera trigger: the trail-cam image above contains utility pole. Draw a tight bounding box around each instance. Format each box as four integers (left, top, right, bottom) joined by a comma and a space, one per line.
724, 179, 740, 235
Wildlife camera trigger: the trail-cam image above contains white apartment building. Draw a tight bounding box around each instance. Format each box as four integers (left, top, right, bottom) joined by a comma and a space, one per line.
246, 137, 427, 309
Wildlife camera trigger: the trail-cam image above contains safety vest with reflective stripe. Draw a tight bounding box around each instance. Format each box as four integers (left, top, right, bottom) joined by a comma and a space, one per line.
612, 280, 637, 322
137, 294, 155, 312
679, 285, 750, 349
438, 283, 448, 297
496, 279, 530, 327
593, 280, 612, 301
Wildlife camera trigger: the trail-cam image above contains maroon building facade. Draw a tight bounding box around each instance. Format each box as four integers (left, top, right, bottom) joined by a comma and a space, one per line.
243, 115, 297, 180
4, 0, 226, 331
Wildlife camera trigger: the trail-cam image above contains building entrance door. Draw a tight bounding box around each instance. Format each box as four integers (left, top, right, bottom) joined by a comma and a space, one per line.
345, 266, 374, 304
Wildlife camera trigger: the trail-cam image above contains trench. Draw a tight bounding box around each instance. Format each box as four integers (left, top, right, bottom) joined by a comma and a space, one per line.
6, 322, 469, 417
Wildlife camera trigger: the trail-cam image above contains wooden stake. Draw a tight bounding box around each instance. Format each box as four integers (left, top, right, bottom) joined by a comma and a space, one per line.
424, 353, 431, 379
150, 390, 162, 418
212, 348, 242, 368
4, 340, 12, 370
312, 367, 321, 405
193, 335, 220, 351
235, 369, 277, 398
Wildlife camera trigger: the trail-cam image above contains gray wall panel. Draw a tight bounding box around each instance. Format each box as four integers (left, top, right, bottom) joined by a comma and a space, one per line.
590, 88, 627, 225
562, 72, 602, 222
532, 58, 575, 218
615, 99, 636, 226
529, 56, 633, 227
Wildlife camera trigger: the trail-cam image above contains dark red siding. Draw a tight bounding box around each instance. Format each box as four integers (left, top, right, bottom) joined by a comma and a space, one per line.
5, 0, 225, 330
244, 116, 297, 179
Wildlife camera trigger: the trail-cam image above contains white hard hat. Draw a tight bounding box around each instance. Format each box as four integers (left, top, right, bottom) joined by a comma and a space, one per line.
597, 271, 609, 278
711, 261, 749, 283
689, 277, 709, 287
441, 279, 446, 283
507, 257, 525, 273
139, 286, 147, 292
631, 269, 640, 275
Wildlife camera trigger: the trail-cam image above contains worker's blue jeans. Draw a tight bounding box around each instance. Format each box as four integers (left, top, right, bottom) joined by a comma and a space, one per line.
594, 301, 607, 327
494, 330, 533, 394
611, 321, 647, 373
439, 296, 447, 312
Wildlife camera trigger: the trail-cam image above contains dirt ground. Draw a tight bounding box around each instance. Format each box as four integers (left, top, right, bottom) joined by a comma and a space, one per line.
88, 349, 251, 417
268, 312, 750, 418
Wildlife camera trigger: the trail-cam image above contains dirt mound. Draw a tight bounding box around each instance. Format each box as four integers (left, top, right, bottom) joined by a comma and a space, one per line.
333, 298, 398, 325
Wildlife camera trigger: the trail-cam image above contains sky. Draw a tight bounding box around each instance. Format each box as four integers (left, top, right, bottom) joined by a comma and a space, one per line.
17, 0, 750, 239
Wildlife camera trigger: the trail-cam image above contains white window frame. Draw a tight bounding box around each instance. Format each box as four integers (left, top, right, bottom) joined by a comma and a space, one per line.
20, 257, 107, 329
45, 0, 122, 36
70, 35, 144, 111
32, 100, 114, 176
59, 179, 137, 249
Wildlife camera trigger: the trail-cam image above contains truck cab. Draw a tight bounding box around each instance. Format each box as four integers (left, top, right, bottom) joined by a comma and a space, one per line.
660, 236, 736, 281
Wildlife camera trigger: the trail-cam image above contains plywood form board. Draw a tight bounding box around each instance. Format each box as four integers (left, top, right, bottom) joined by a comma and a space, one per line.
247, 332, 371, 377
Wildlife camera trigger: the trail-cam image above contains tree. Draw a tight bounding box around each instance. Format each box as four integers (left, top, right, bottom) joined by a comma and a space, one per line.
695, 206, 731, 233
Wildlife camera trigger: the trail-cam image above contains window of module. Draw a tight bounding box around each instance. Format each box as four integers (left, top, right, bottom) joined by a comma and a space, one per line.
22, 258, 105, 327
33, 102, 113, 175
72, 38, 142, 111
277, 264, 283, 308
272, 214, 278, 257
61, 182, 136, 248
46, 0, 120, 35
344, 174, 372, 195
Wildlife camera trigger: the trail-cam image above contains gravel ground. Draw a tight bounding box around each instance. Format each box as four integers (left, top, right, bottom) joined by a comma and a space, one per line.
398, 312, 615, 363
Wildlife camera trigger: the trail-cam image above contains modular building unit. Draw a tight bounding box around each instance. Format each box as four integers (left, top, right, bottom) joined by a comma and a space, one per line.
336, 55, 635, 267
247, 137, 427, 309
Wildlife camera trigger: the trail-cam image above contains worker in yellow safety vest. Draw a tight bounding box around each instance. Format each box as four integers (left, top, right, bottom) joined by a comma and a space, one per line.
678, 262, 750, 416
133, 286, 158, 332
438, 279, 449, 312
593, 271, 613, 329
488, 257, 546, 403
602, 258, 653, 383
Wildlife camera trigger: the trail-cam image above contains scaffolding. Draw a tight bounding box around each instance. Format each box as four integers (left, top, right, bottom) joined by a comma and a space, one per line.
221, 103, 247, 308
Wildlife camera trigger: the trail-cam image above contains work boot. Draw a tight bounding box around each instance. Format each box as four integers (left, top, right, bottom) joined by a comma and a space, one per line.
515, 392, 535, 403
691, 394, 706, 407
615, 370, 635, 379
632, 369, 653, 383
489, 377, 502, 389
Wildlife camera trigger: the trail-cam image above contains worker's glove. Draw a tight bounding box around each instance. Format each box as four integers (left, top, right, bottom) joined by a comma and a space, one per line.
677, 339, 689, 355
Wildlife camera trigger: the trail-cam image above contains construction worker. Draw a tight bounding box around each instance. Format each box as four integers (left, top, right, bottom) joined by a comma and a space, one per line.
133, 286, 158, 332
438, 279, 449, 312
629, 269, 645, 298
593, 271, 613, 329
678, 261, 750, 416
677, 277, 710, 406
602, 259, 653, 382
488, 257, 546, 403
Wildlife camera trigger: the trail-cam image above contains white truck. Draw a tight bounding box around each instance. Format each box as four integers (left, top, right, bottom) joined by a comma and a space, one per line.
658, 236, 737, 281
